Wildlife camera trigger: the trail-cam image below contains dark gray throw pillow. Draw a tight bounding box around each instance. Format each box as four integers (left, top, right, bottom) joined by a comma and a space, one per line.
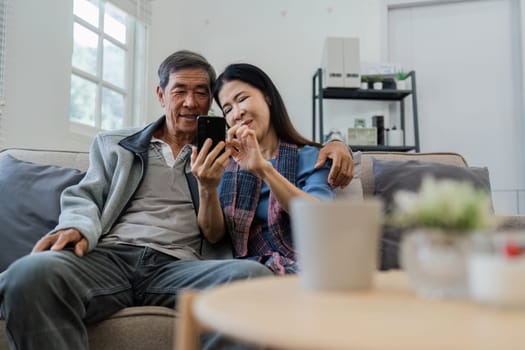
0, 155, 85, 272
372, 158, 492, 270
372, 158, 492, 212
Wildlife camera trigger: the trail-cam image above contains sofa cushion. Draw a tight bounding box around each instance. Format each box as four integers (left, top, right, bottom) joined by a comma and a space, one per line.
0, 155, 85, 272
371, 158, 492, 270
87, 307, 176, 350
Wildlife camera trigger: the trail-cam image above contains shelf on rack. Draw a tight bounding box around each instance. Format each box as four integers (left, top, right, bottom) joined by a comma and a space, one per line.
319, 88, 412, 101
312, 69, 420, 152
349, 145, 416, 152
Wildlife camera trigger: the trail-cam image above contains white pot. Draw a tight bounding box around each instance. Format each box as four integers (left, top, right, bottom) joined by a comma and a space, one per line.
373, 82, 383, 90
396, 79, 408, 90
360, 82, 368, 89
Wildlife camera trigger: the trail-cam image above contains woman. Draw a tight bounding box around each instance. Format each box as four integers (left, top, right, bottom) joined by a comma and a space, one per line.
192, 63, 335, 274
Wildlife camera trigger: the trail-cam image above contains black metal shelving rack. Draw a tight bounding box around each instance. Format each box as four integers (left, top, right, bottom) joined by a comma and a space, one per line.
312, 69, 420, 152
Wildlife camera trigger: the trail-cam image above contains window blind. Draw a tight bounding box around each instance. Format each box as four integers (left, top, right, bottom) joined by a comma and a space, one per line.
0, 0, 7, 148
0, 0, 6, 97
107, 0, 151, 25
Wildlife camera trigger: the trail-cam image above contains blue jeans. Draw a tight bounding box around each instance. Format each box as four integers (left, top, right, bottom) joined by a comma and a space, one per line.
0, 244, 271, 350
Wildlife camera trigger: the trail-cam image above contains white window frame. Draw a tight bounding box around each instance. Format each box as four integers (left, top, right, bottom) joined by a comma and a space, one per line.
70, 0, 144, 135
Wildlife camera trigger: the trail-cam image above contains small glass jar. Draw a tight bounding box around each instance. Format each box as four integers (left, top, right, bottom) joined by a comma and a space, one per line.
401, 229, 470, 299
468, 231, 525, 307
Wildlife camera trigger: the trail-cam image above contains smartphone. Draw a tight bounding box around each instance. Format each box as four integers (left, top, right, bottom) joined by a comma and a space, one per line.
197, 115, 226, 154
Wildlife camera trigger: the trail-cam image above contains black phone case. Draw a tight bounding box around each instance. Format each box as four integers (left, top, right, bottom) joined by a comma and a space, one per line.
197, 116, 226, 153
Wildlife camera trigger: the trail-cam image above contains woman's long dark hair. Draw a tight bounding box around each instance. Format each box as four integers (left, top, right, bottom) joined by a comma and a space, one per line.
213, 63, 320, 147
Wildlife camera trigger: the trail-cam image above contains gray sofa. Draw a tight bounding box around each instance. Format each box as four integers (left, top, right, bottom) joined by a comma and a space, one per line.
0, 148, 178, 350
0, 148, 522, 350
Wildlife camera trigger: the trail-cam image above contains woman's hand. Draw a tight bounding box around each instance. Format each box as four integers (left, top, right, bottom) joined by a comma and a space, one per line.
191, 139, 230, 191
227, 123, 269, 175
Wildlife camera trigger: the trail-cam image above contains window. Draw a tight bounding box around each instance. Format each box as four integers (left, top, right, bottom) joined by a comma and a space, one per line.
70, 0, 147, 132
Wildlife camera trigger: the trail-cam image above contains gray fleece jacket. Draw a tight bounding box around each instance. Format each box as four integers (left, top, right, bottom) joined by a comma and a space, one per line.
51, 116, 231, 256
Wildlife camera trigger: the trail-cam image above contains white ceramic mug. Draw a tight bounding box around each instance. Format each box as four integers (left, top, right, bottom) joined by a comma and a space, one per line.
290, 198, 383, 292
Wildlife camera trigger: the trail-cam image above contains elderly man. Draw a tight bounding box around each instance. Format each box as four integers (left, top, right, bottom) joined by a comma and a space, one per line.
0, 50, 353, 350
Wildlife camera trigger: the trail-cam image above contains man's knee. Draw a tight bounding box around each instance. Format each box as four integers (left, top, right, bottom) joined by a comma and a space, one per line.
228, 260, 272, 279
2, 252, 73, 297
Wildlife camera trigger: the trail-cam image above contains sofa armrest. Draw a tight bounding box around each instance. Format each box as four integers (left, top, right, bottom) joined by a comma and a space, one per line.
496, 215, 525, 230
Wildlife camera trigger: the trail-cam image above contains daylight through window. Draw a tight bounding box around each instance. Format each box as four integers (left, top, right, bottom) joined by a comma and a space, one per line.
70, 0, 146, 132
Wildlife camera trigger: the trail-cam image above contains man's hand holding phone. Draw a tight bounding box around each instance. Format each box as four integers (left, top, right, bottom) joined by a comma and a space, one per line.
196, 116, 226, 154
191, 116, 230, 190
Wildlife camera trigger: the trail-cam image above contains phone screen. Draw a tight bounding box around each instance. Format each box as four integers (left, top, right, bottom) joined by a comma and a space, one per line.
197, 116, 226, 153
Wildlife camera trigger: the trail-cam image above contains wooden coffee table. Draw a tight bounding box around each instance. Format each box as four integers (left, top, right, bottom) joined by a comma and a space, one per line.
176, 271, 525, 350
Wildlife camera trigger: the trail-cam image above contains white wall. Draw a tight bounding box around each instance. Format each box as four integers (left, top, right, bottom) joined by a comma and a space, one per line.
3, 0, 384, 151
383, 0, 525, 215
3, 0, 92, 151
147, 0, 384, 139
3, 0, 522, 215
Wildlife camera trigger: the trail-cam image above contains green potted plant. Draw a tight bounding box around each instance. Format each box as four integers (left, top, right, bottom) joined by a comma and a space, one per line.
390, 177, 496, 299
360, 75, 369, 89
396, 71, 409, 90
372, 75, 383, 90
390, 177, 494, 232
